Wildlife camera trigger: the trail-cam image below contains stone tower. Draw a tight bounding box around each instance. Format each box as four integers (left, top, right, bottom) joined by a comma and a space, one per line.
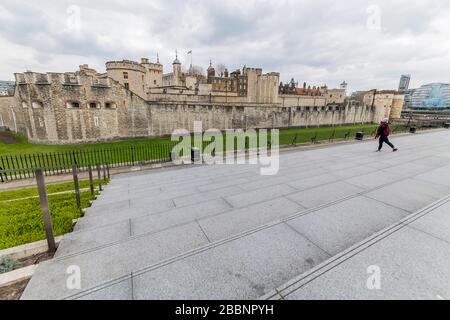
172, 51, 181, 87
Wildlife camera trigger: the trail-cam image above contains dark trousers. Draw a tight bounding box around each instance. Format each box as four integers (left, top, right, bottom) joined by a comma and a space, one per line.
378, 136, 394, 150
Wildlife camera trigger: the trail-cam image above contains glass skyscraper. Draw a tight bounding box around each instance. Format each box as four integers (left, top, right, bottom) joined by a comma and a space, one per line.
398, 75, 411, 91
404, 83, 450, 109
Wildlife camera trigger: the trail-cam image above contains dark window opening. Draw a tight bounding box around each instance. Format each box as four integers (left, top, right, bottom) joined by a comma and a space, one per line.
66, 102, 80, 108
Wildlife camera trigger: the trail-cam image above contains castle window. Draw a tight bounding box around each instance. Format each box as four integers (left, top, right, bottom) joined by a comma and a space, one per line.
124, 83, 129, 90
66, 102, 80, 109
32, 101, 44, 109
154, 80, 156, 85
123, 72, 128, 79
105, 102, 116, 109
88, 102, 100, 109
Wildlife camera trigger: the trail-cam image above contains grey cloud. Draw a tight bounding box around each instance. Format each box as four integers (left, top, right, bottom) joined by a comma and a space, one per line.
0, 0, 449, 91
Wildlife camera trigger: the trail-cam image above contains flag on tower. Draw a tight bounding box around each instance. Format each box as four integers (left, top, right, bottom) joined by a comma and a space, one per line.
187, 50, 192, 54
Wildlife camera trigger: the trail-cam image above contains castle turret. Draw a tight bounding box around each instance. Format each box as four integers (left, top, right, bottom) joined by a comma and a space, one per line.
172, 51, 181, 87
106, 60, 147, 96
207, 60, 215, 78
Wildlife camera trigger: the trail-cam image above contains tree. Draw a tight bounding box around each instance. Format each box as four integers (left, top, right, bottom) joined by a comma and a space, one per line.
216, 64, 227, 77
189, 65, 204, 76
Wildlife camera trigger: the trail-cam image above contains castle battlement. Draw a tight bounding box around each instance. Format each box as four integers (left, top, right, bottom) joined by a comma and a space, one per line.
106, 60, 147, 73
14, 72, 53, 85
14, 71, 113, 89
139, 58, 163, 71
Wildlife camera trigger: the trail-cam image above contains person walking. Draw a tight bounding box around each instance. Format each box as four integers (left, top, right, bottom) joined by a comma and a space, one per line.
375, 119, 398, 152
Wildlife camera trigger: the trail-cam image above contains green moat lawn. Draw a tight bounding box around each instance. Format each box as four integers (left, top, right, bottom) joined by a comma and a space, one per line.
0, 124, 380, 156
0, 179, 108, 250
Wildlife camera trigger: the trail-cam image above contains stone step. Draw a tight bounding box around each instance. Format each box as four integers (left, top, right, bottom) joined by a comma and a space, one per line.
56, 193, 417, 300
20, 131, 450, 299
68, 163, 450, 258
23, 178, 421, 299
261, 194, 450, 300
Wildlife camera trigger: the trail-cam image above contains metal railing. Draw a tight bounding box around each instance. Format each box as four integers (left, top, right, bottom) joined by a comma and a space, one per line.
0, 144, 175, 182
0, 125, 432, 182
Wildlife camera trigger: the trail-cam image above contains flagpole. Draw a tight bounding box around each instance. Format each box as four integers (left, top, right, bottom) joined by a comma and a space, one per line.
188, 50, 193, 75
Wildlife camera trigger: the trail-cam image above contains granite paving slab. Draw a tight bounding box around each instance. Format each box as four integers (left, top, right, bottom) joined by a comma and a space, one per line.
21, 130, 450, 299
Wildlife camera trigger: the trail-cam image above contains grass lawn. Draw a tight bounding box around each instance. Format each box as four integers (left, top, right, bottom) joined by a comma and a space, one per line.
1, 124, 413, 175
0, 180, 107, 250
0, 179, 106, 202
0, 132, 171, 156
1, 124, 380, 156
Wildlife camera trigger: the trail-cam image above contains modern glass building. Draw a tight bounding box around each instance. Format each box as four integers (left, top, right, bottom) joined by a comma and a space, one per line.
398, 74, 411, 91
405, 83, 450, 109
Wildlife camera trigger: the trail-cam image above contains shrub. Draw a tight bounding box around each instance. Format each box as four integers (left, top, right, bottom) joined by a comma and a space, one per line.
0, 256, 22, 274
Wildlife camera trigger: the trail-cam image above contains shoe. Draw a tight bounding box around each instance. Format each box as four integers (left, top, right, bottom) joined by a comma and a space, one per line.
393, 148, 398, 152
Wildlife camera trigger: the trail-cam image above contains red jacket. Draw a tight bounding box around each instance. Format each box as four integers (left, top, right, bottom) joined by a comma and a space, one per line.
376, 124, 390, 137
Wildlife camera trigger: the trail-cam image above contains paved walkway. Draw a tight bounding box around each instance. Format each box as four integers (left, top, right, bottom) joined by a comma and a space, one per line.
21, 130, 450, 299
264, 194, 450, 299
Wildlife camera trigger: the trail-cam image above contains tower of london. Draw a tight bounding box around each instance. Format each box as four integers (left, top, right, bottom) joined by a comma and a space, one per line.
0, 54, 404, 144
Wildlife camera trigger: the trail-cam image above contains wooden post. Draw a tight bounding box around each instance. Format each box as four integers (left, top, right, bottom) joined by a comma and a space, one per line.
72, 165, 81, 209
102, 163, 107, 181
88, 165, 95, 196
35, 169, 56, 253
96, 163, 102, 191
105, 162, 110, 179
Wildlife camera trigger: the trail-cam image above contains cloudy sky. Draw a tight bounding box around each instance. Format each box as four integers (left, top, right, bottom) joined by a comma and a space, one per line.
1, 0, 450, 92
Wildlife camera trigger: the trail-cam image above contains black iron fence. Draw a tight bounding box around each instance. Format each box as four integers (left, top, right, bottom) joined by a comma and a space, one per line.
0, 125, 430, 182
0, 144, 176, 182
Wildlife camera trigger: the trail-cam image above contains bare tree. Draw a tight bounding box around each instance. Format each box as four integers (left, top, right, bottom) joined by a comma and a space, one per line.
189, 65, 204, 76
216, 64, 227, 77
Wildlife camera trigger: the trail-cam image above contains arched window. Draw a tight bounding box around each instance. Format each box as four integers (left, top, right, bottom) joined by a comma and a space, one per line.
88, 102, 100, 109
104, 102, 116, 109
66, 101, 80, 109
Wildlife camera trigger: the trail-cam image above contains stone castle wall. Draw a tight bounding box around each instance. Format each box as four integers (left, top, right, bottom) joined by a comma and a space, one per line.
0, 95, 18, 131
147, 102, 373, 137
4, 72, 376, 144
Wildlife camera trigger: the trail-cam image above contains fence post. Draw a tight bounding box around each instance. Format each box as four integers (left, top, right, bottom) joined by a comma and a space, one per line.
96, 163, 103, 191
72, 150, 77, 166
106, 162, 110, 179
35, 169, 56, 253
72, 165, 81, 209
88, 165, 95, 196
102, 163, 107, 181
